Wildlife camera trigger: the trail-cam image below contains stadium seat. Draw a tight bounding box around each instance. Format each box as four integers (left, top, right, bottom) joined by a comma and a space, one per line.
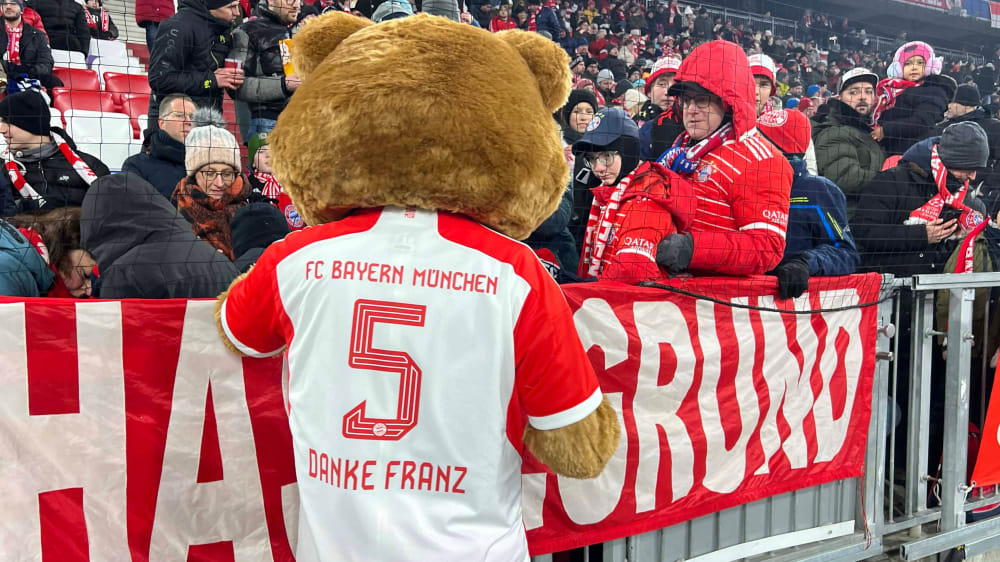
52, 89, 118, 114
120, 93, 151, 138
103, 72, 151, 96
51, 49, 87, 66
88, 39, 128, 61
76, 140, 137, 173
63, 109, 132, 143
50, 106, 64, 130
52, 67, 101, 92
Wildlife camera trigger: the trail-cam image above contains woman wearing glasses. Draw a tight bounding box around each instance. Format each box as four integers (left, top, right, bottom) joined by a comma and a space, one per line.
173, 112, 250, 259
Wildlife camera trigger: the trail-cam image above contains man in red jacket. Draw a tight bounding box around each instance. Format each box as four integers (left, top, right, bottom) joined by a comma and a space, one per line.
654, 40, 793, 276
135, 0, 174, 49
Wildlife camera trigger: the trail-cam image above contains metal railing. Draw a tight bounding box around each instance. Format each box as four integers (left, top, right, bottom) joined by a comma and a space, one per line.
532, 272, 1000, 561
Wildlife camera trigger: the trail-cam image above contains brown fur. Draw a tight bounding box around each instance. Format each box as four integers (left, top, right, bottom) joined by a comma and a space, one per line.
214, 270, 252, 356
524, 397, 620, 479
269, 13, 570, 239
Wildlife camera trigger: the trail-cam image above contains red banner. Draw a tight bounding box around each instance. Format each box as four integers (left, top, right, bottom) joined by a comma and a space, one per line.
0, 274, 880, 560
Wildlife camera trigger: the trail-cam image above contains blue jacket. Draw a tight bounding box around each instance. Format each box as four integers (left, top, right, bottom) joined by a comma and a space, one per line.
525, 185, 578, 274
784, 159, 860, 276
535, 7, 561, 40
0, 220, 54, 296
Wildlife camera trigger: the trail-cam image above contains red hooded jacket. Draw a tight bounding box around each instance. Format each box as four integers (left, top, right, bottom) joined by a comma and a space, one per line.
669, 40, 792, 275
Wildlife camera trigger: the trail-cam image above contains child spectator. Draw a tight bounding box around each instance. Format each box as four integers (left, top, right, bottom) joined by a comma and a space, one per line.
246, 131, 304, 230
84, 0, 117, 40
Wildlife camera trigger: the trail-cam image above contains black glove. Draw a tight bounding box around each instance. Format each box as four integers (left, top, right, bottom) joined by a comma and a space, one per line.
773, 257, 810, 300
655, 232, 694, 276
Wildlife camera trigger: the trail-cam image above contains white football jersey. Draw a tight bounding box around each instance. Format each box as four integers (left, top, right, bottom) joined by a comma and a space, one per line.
221, 206, 602, 561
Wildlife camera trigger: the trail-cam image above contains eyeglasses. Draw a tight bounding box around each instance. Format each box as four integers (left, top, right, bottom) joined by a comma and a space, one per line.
163, 111, 195, 120
678, 94, 719, 109
583, 151, 619, 167
199, 169, 237, 182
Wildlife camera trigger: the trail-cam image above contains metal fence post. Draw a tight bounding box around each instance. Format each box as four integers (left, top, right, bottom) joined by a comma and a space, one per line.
940, 287, 975, 532
861, 288, 895, 537
906, 291, 933, 517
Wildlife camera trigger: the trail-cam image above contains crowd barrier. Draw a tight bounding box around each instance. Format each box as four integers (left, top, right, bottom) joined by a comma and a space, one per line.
4, 273, 1000, 560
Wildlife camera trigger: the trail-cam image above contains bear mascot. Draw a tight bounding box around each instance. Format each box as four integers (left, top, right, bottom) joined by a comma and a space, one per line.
214, 12, 620, 562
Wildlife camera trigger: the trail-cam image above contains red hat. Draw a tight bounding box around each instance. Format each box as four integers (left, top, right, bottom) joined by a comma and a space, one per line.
747, 53, 777, 96
644, 55, 682, 95
756, 109, 811, 156
796, 97, 814, 111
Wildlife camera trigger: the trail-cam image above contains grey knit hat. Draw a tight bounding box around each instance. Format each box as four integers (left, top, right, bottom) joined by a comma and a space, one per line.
597, 69, 614, 83
938, 121, 989, 170
184, 107, 241, 176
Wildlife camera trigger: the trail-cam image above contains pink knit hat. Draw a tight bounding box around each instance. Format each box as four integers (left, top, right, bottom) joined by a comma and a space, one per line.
888, 41, 942, 79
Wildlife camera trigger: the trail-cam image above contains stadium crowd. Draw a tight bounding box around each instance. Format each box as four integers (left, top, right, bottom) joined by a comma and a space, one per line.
0, 0, 998, 301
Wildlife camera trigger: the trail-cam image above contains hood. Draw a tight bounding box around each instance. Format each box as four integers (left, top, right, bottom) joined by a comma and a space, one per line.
922, 73, 958, 103
668, 40, 756, 137
789, 157, 808, 177
80, 173, 209, 266
900, 136, 935, 174
0, 220, 53, 293
179, 0, 233, 28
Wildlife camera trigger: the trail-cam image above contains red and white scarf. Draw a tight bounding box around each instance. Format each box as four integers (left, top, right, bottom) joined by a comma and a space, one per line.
670, 121, 736, 168
873, 77, 918, 125
84, 7, 110, 33
6, 21, 22, 65
254, 171, 283, 200
5, 131, 99, 208
905, 143, 987, 273
528, 11, 536, 31
580, 171, 634, 278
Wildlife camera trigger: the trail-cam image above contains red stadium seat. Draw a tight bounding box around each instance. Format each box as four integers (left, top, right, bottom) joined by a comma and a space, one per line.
52, 67, 101, 92
51, 88, 118, 115
103, 72, 151, 96
120, 93, 151, 139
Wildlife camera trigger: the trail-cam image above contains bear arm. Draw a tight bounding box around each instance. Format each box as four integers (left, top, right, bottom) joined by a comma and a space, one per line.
214, 270, 252, 356
523, 396, 619, 479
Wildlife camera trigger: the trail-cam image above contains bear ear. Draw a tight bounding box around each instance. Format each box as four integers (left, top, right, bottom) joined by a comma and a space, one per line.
496, 30, 572, 113
291, 12, 373, 80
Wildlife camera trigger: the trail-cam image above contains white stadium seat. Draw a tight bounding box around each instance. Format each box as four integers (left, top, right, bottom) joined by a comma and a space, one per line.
51, 49, 86, 66
88, 39, 129, 61
63, 109, 135, 171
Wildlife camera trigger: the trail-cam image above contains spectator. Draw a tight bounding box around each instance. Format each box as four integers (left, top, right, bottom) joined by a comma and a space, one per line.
26, 0, 88, 55
569, 56, 584, 84
0, 216, 51, 296
246, 131, 303, 230
654, 40, 793, 277
489, 3, 516, 32
874, 41, 957, 156
147, 0, 244, 129
595, 68, 615, 103
0, 0, 57, 91
525, 184, 576, 276
466, 0, 491, 28
930, 83, 1000, 213
230, 0, 302, 139
637, 55, 679, 159
7, 206, 95, 297
757, 109, 859, 299
558, 88, 598, 155
121, 94, 195, 200
0, 91, 109, 215
693, 7, 711, 42
583, 58, 598, 81
575, 107, 693, 283
623, 88, 647, 121
749, 53, 777, 115
854, 122, 989, 276
174, 109, 249, 259
134, 0, 173, 49
813, 67, 885, 210
525, 0, 559, 39
83, 0, 116, 41
80, 173, 247, 298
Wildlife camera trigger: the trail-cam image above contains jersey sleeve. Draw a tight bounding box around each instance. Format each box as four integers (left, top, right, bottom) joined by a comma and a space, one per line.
219, 245, 292, 358
514, 260, 602, 430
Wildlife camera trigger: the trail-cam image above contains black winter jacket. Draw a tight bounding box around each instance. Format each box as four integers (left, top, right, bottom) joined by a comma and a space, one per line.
879, 74, 957, 156
0, 23, 54, 82
121, 129, 186, 200
927, 107, 1000, 215
148, 0, 234, 112
27, 0, 90, 55
853, 137, 963, 276
80, 173, 244, 299
4, 128, 110, 214
230, 5, 295, 120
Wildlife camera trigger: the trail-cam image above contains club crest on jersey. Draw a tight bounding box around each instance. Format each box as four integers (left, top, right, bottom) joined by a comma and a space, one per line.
586, 115, 602, 132
758, 109, 788, 127
696, 162, 712, 182
285, 204, 305, 229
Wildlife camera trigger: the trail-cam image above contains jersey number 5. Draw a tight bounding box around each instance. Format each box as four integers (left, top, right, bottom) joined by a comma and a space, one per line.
342, 299, 426, 441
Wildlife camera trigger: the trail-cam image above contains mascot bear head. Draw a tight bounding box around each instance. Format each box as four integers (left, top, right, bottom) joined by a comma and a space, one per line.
269, 12, 572, 239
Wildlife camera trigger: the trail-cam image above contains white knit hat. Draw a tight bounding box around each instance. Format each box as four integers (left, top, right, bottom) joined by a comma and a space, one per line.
184, 107, 241, 176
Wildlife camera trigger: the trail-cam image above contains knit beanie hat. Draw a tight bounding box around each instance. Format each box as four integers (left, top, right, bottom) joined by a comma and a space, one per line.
954, 84, 981, 108
230, 203, 291, 258
747, 53, 776, 94
561, 89, 599, 124
185, 108, 240, 176
888, 41, 942, 79
756, 109, 811, 157
0, 90, 50, 136
371, 0, 413, 23
644, 55, 682, 95
247, 131, 269, 169
597, 69, 614, 83
938, 121, 989, 170
205, 0, 234, 10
